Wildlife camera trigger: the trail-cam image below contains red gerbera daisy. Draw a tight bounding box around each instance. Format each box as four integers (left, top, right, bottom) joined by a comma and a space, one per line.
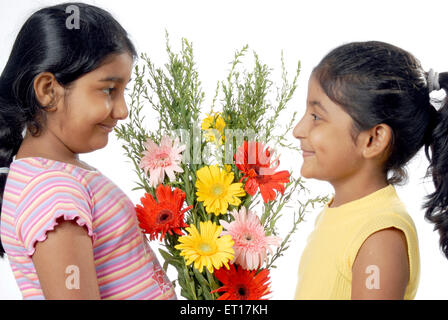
211, 264, 271, 300
234, 140, 290, 203
136, 184, 192, 241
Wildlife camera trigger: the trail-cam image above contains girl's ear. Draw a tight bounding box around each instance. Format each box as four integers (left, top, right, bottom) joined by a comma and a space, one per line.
360, 124, 393, 161
33, 72, 63, 111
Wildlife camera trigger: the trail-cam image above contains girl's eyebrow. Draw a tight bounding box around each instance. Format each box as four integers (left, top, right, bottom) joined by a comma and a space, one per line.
308, 100, 328, 114
99, 77, 133, 83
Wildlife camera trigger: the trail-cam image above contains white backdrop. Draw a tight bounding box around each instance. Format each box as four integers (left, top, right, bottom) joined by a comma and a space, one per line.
1, 0, 447, 300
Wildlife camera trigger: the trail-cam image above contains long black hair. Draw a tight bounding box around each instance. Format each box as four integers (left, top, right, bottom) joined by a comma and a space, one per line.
0, 2, 137, 257
312, 41, 448, 258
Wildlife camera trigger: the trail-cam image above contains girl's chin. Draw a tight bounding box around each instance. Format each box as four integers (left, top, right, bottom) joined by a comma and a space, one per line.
85, 135, 109, 152
300, 167, 313, 179
300, 165, 322, 180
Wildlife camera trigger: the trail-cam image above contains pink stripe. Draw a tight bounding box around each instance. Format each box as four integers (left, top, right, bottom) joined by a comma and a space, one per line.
24, 203, 92, 250
95, 212, 130, 238
21, 198, 89, 242
94, 225, 138, 260
94, 190, 124, 216
97, 239, 142, 278
20, 283, 38, 290
5, 185, 22, 197
19, 182, 88, 235
21, 177, 85, 212
91, 178, 113, 196
97, 255, 140, 279
102, 270, 153, 299
9, 166, 36, 178
20, 183, 84, 221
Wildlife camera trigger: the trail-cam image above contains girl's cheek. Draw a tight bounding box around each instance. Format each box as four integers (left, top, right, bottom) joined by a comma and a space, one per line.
89, 97, 113, 122
308, 127, 327, 154
104, 99, 112, 112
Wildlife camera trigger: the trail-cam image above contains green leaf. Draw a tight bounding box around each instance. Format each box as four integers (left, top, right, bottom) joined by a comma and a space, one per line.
192, 268, 214, 300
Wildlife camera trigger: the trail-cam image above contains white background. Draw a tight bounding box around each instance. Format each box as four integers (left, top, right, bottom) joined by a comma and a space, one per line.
1, 0, 447, 300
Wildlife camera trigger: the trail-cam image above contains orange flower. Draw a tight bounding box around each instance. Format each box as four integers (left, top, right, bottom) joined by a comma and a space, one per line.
136, 184, 191, 240
211, 264, 271, 300
234, 141, 290, 203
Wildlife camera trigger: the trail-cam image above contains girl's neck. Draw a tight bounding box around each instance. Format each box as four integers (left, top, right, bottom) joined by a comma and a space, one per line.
15, 129, 92, 170
329, 172, 389, 208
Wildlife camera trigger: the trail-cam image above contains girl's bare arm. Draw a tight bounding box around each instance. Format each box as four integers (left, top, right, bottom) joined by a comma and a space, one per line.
32, 217, 101, 300
351, 227, 409, 300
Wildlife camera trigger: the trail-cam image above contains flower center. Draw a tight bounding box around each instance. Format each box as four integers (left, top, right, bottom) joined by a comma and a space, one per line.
198, 242, 213, 254
236, 284, 248, 298
156, 152, 171, 167
157, 209, 173, 224
244, 234, 253, 241
211, 184, 224, 197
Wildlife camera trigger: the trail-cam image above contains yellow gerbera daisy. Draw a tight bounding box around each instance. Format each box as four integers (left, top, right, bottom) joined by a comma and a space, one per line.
201, 112, 226, 145
196, 165, 246, 215
175, 221, 234, 273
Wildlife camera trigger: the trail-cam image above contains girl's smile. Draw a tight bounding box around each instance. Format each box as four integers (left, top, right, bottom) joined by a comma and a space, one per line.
300, 149, 315, 157
97, 122, 118, 133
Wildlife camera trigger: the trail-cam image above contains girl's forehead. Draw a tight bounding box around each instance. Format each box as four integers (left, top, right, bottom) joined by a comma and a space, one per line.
307, 99, 329, 115
307, 76, 355, 124
86, 53, 134, 81
307, 77, 332, 109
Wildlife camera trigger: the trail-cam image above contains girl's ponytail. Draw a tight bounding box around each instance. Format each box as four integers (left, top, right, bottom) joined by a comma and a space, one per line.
0, 79, 26, 258
423, 71, 448, 258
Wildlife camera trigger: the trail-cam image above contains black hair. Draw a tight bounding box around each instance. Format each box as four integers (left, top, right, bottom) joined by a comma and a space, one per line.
313, 41, 448, 258
423, 73, 448, 259
0, 2, 137, 257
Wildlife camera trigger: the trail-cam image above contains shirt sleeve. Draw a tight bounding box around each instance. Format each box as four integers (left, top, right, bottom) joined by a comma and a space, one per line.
14, 170, 96, 257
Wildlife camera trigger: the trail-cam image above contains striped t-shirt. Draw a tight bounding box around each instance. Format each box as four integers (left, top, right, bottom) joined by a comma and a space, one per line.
0, 157, 176, 300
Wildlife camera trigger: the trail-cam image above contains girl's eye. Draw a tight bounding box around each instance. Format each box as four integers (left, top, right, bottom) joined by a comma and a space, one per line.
103, 87, 115, 95
311, 113, 321, 121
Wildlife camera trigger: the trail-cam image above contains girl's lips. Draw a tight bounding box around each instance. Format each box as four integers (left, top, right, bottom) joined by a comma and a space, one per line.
98, 124, 115, 133
301, 149, 315, 157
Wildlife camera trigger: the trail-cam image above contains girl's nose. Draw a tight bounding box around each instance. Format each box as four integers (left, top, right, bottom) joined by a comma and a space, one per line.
113, 96, 129, 120
293, 115, 307, 140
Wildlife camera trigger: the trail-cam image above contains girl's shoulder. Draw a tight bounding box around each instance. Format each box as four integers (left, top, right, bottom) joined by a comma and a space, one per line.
12, 156, 99, 179
362, 185, 418, 232
1, 157, 99, 256
12, 156, 99, 171
8, 157, 103, 200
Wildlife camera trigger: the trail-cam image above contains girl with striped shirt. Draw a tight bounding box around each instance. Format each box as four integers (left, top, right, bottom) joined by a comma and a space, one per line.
0, 2, 176, 300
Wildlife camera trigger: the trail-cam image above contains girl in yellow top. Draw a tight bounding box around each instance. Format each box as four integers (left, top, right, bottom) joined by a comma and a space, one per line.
293, 41, 447, 299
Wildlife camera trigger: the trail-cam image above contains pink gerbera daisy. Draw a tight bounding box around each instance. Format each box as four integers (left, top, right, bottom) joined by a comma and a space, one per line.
220, 207, 281, 270
139, 135, 186, 187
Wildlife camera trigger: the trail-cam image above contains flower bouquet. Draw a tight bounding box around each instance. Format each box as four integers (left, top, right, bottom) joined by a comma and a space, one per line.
115, 34, 327, 300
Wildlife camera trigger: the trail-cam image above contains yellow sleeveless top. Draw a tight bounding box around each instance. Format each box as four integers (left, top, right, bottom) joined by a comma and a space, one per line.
294, 184, 420, 299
